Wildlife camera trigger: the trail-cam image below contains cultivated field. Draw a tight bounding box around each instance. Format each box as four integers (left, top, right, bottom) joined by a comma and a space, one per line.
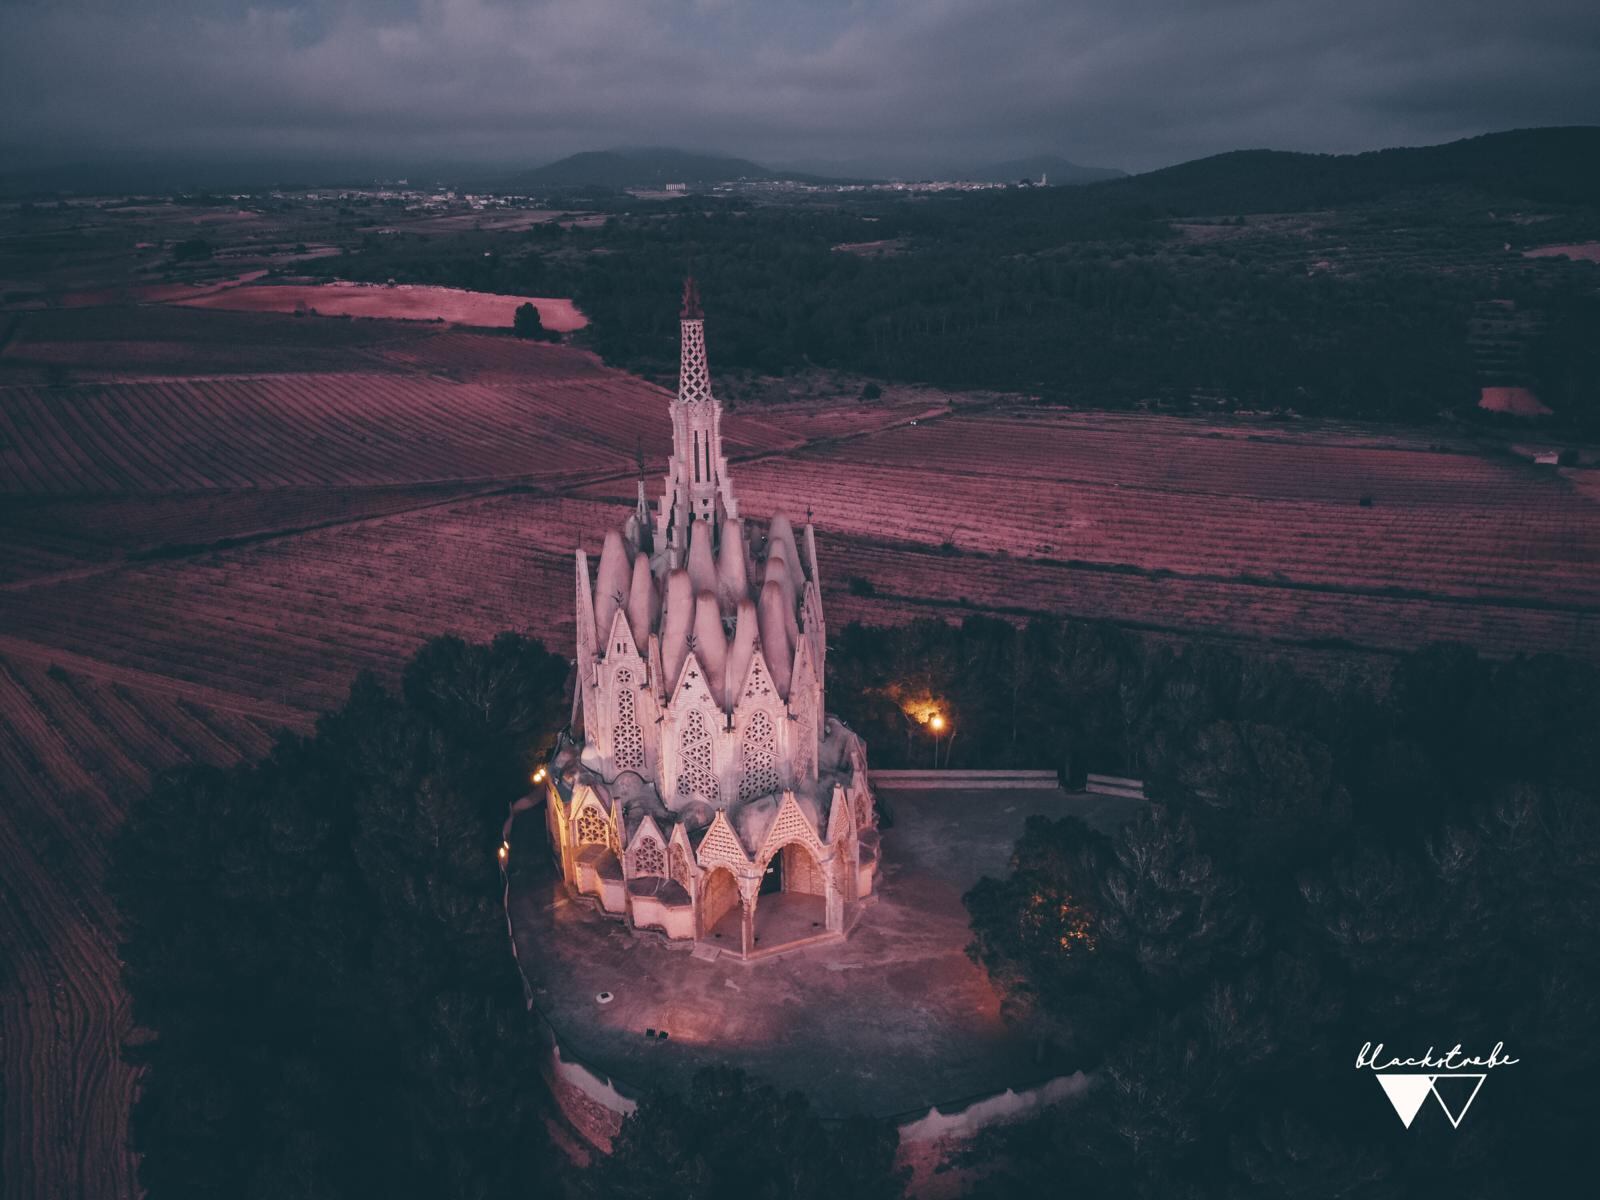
1522, 242, 1600, 262
173, 282, 587, 331
0, 308, 940, 1200
2, 304, 1598, 1199
0, 645, 296, 1200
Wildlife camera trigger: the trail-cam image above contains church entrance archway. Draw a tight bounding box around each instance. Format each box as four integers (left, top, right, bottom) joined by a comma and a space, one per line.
750, 842, 829, 953
700, 867, 742, 943
759, 852, 783, 895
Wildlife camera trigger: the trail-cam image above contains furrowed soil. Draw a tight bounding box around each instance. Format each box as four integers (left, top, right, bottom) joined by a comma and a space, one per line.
2, 304, 1597, 1199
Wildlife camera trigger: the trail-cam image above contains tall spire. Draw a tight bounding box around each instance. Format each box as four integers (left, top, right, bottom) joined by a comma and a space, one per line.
677, 277, 713, 408
658, 277, 738, 557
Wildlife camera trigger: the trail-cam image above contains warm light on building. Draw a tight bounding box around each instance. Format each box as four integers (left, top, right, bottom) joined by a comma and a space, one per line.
541, 279, 880, 959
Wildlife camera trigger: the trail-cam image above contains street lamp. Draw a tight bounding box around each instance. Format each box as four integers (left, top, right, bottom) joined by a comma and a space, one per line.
927, 711, 948, 767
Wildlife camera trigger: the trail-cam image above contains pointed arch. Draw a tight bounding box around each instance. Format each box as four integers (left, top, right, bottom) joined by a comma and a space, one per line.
676, 707, 718, 804
574, 803, 610, 848
777, 841, 827, 897
757, 793, 825, 866
739, 652, 777, 704
738, 710, 780, 801
695, 810, 748, 870
612, 667, 644, 772
630, 836, 666, 878
700, 866, 741, 939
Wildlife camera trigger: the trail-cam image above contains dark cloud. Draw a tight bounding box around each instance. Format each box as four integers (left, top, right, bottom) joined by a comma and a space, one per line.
2, 0, 1596, 174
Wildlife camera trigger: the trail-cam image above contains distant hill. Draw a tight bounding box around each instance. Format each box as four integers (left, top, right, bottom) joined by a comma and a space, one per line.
955, 154, 1126, 185
491, 148, 781, 191
1100, 126, 1600, 212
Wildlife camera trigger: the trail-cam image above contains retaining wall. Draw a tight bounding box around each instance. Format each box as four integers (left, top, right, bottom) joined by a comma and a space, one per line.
541, 1028, 1087, 1196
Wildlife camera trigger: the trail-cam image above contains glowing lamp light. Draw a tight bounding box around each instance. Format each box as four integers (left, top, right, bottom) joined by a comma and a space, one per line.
531, 766, 548, 784
929, 714, 946, 732
498, 842, 510, 865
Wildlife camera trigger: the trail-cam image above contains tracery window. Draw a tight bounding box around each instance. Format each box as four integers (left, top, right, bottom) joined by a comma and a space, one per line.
576, 806, 609, 846
632, 837, 666, 877
676, 708, 718, 803
739, 710, 780, 801
613, 669, 644, 772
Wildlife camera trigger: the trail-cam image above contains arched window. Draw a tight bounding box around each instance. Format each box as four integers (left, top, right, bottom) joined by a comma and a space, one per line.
632, 837, 666, 877
739, 710, 780, 801
613, 669, 644, 772
576, 806, 609, 846
676, 708, 718, 803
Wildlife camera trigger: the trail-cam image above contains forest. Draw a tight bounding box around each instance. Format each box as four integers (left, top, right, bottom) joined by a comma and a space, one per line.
114, 624, 1600, 1198
302, 129, 1600, 428
944, 621, 1600, 1197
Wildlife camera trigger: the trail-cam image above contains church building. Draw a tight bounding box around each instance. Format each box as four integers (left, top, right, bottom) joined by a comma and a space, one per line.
543, 280, 880, 958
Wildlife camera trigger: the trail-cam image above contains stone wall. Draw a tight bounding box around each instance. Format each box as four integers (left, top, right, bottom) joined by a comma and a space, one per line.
892, 1073, 1089, 1197
540, 1038, 635, 1153
542, 1025, 1088, 1197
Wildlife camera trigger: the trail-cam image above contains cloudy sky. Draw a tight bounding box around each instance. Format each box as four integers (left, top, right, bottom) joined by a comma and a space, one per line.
3, 0, 1597, 175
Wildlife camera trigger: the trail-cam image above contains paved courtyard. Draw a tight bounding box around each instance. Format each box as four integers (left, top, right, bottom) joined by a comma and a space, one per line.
509, 786, 1141, 1118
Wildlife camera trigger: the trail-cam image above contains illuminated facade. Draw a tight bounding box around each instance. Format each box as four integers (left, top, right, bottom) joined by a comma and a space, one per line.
544, 280, 879, 958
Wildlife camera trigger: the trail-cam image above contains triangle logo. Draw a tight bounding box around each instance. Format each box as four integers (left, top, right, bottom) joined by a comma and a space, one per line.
1429, 1074, 1486, 1128
1377, 1074, 1435, 1128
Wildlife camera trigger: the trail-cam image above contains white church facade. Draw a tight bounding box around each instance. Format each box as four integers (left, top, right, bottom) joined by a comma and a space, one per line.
543, 279, 880, 959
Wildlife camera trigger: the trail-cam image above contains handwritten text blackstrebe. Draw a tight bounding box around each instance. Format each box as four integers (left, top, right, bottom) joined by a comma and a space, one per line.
1356, 1042, 1519, 1072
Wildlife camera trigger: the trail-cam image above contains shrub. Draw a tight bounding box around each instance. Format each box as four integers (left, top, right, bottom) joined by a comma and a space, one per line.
170, 238, 212, 263
513, 301, 559, 341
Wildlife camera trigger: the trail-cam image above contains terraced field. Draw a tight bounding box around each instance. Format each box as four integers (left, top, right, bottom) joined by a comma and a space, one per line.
0, 647, 296, 1200
0, 311, 942, 1200
1, 306, 1596, 1199
728, 413, 1600, 610
0, 373, 668, 494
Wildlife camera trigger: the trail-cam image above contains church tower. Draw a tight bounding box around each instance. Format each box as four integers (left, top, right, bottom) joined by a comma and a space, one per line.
657, 276, 739, 560
545, 281, 879, 960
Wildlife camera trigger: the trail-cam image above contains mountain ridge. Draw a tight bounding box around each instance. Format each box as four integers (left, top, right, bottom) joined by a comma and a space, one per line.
1089, 126, 1600, 210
